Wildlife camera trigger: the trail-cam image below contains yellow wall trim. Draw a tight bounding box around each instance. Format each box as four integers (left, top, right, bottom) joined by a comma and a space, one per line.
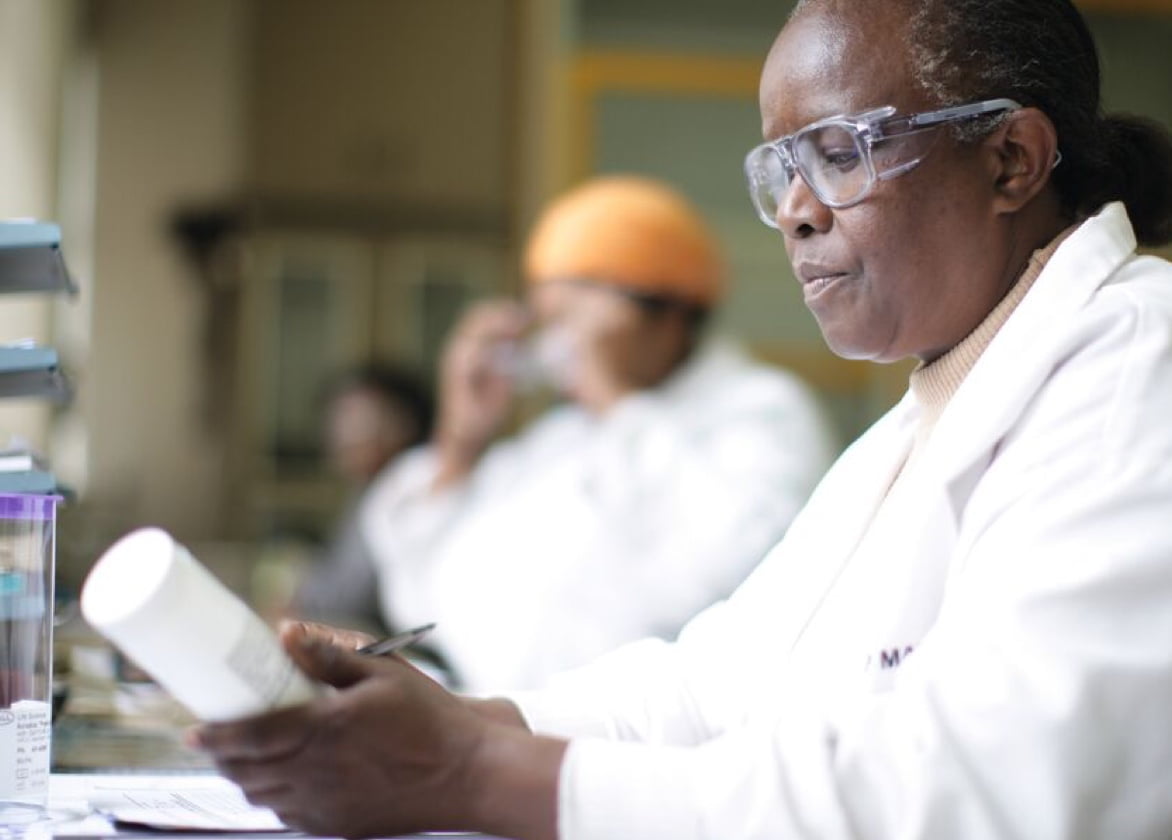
568, 49, 762, 179
572, 50, 763, 99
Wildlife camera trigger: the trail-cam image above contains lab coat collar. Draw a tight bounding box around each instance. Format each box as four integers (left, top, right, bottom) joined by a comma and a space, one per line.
916, 202, 1137, 506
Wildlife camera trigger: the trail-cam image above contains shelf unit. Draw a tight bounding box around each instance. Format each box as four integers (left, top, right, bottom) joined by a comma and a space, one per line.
0, 220, 76, 494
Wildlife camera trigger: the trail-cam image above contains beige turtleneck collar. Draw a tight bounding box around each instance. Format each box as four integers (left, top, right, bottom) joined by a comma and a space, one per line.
906, 225, 1077, 449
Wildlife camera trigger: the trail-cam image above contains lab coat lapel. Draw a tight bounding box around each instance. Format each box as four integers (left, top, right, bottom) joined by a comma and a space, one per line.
916, 203, 1136, 514
788, 416, 960, 678
732, 396, 918, 655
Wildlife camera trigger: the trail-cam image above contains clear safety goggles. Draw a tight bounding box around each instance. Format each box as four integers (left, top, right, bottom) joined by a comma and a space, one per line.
744, 97, 1022, 227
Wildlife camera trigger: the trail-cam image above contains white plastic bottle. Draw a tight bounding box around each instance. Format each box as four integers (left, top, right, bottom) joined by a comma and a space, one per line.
81, 528, 318, 721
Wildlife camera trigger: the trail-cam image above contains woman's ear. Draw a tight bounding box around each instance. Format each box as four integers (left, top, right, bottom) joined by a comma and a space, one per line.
987, 107, 1061, 214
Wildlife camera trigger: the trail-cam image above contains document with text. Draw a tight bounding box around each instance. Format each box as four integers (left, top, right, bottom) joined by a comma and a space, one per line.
51, 773, 289, 834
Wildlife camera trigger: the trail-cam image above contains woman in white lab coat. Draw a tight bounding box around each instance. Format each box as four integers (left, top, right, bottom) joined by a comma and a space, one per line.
195, 1, 1172, 838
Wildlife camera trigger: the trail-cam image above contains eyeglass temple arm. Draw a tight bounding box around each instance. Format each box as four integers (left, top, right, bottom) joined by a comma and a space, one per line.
906, 97, 1022, 129
873, 96, 1022, 145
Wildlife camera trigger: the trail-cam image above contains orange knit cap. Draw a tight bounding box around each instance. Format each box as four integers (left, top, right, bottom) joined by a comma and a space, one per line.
524, 175, 725, 307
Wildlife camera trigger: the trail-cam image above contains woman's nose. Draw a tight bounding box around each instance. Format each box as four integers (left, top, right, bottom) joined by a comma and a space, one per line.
774, 174, 832, 239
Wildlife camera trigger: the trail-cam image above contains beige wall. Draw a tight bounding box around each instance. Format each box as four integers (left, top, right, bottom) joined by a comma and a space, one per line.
85, 0, 249, 541
514, 0, 578, 237
248, 0, 511, 210
0, 0, 78, 453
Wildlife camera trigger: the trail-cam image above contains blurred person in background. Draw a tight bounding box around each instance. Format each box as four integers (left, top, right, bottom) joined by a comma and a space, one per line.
361, 174, 836, 691
290, 362, 433, 634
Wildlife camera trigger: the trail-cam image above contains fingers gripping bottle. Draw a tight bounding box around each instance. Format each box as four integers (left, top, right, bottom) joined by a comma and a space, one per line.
81, 528, 318, 721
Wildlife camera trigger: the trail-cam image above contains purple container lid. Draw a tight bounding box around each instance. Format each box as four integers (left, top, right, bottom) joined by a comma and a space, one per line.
0, 493, 61, 521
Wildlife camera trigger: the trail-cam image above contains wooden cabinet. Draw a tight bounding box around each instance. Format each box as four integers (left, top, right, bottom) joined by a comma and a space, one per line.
223, 228, 507, 539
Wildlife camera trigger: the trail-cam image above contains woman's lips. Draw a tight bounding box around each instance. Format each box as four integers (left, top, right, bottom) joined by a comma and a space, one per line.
801, 271, 850, 302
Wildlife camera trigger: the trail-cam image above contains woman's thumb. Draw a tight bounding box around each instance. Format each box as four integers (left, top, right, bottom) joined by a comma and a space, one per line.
282, 622, 372, 689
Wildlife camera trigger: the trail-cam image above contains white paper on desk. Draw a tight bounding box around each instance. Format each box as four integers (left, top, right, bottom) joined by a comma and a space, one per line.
88, 777, 287, 832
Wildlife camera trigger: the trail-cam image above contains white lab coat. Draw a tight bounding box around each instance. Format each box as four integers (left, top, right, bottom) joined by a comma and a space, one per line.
512, 203, 1172, 840
361, 339, 835, 692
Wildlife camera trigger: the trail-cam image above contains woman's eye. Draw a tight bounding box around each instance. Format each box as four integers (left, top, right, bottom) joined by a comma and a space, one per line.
820, 147, 860, 170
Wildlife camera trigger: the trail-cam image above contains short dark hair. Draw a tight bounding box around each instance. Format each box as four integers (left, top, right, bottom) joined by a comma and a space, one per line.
323, 362, 434, 446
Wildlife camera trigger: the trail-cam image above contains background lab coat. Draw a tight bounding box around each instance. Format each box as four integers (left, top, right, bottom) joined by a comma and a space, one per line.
361, 339, 834, 691
512, 204, 1172, 840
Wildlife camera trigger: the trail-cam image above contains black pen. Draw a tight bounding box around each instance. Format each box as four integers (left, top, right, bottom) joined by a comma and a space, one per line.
356, 622, 436, 657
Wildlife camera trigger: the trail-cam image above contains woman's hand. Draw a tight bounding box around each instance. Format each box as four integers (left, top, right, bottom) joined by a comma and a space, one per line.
432, 300, 530, 490
192, 627, 564, 839
277, 619, 375, 652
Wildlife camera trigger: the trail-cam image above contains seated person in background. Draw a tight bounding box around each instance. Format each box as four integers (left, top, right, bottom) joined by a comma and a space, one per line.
361, 174, 836, 691
197, 1, 1172, 837
290, 362, 433, 634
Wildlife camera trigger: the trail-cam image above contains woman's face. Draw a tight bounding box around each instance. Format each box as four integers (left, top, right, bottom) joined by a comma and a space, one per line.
325, 388, 415, 484
529, 280, 689, 410
760, 5, 1016, 363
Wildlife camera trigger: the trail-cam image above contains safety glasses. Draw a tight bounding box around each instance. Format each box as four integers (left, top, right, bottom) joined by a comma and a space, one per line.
744, 98, 1021, 227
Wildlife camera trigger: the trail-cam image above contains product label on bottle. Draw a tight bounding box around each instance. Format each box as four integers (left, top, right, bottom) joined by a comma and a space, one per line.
225, 616, 314, 710
0, 700, 51, 802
